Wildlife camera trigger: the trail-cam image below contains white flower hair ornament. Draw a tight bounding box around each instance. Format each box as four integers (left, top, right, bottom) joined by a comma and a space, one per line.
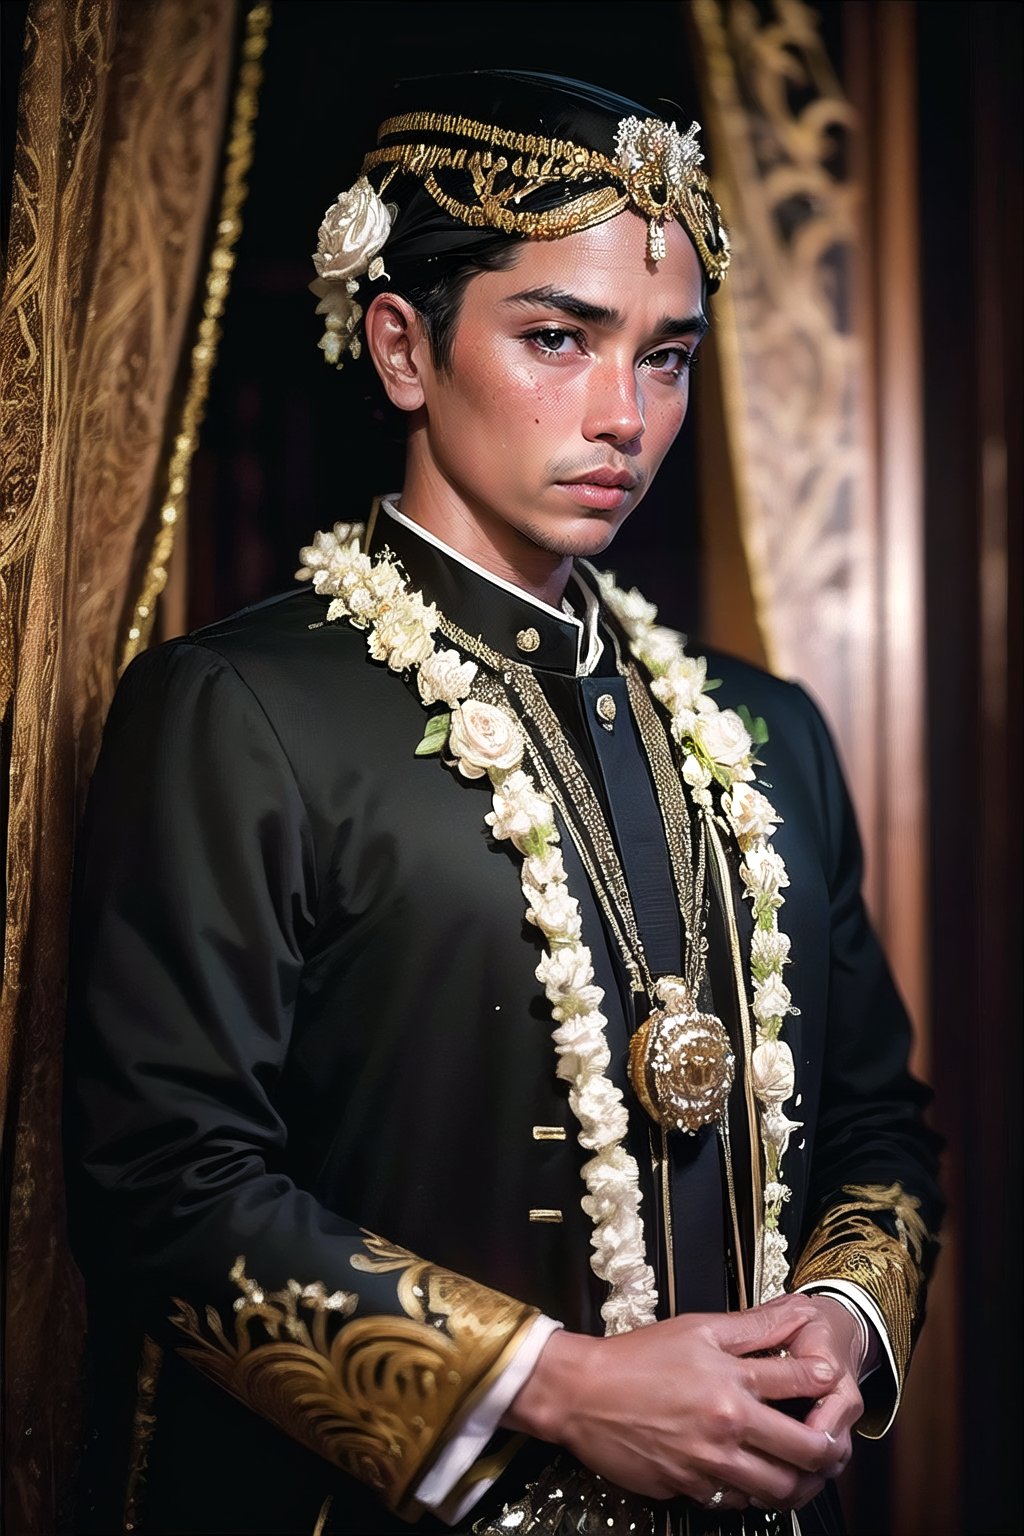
309, 176, 395, 368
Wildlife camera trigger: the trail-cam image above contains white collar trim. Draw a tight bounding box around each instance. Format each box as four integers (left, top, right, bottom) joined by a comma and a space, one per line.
379, 497, 602, 676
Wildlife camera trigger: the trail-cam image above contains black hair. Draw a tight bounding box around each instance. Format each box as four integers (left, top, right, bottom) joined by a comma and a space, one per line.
383, 237, 523, 373
341, 234, 525, 476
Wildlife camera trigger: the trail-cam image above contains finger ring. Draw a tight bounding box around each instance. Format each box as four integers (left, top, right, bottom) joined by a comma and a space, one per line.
706, 1489, 725, 1508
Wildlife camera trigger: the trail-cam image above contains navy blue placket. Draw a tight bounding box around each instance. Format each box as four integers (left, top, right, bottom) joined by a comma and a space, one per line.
575, 671, 729, 1316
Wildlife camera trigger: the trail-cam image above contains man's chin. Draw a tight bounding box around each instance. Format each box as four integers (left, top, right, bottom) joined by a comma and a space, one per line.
525, 511, 632, 561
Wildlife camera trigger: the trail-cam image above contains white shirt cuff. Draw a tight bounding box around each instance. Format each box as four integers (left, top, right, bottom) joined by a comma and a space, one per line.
795, 1279, 892, 1383
413, 1313, 563, 1526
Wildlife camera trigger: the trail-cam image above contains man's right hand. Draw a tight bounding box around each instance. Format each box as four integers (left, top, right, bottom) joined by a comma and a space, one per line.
500, 1297, 845, 1513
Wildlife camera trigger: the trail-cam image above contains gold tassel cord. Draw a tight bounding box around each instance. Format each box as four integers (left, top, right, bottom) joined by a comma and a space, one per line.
119, 0, 272, 673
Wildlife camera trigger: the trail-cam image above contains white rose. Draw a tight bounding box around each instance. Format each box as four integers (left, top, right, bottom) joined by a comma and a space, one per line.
723, 782, 781, 847
416, 648, 478, 707
448, 700, 524, 780
752, 972, 794, 1027
751, 1039, 796, 1103
312, 176, 393, 281
763, 1180, 791, 1206
692, 707, 753, 773
524, 882, 582, 944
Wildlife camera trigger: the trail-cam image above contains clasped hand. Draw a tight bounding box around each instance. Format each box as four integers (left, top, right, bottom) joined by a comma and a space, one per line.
503, 1294, 865, 1512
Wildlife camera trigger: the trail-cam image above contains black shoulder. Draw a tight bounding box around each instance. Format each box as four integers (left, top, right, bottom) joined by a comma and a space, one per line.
190, 585, 333, 658
176, 584, 373, 705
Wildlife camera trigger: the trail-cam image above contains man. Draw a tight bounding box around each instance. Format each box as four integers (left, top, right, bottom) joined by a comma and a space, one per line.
65, 70, 943, 1536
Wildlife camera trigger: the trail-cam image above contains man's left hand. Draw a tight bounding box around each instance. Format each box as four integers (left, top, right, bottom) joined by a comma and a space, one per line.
752, 1293, 867, 1506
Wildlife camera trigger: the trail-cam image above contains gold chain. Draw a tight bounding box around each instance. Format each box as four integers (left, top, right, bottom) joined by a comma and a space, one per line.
621, 657, 710, 983
473, 667, 654, 998
437, 614, 708, 1011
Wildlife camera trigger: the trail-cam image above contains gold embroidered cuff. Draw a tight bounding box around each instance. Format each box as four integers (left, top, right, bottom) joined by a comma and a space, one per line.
169, 1235, 539, 1515
789, 1183, 933, 1437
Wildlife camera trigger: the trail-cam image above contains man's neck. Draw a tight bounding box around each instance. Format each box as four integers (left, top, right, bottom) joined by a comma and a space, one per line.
396, 464, 574, 610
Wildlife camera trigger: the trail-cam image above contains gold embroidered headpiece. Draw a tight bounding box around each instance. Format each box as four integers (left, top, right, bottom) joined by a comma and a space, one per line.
311, 70, 730, 368
362, 107, 729, 274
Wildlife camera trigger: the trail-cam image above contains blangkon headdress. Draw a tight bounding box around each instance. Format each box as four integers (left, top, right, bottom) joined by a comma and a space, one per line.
310, 69, 730, 368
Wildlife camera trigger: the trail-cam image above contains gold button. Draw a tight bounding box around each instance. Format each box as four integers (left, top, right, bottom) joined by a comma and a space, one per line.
516, 627, 541, 653
596, 693, 617, 724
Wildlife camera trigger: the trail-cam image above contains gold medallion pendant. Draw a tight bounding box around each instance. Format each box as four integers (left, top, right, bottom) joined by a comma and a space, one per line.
628, 977, 735, 1133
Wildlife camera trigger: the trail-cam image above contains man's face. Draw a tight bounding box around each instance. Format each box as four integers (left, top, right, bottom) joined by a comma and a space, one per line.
408, 212, 707, 566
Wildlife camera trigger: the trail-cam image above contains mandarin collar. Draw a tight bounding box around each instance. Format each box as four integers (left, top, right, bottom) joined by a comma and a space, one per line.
368, 499, 602, 677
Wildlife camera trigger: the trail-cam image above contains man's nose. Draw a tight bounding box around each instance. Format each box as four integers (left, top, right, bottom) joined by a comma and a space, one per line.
582, 363, 645, 446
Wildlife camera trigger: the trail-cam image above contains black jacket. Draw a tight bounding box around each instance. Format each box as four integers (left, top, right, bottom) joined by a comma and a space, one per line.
65, 513, 942, 1535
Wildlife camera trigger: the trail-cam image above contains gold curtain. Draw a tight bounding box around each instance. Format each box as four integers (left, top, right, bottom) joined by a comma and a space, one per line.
0, 2, 262, 1527
688, 0, 928, 1039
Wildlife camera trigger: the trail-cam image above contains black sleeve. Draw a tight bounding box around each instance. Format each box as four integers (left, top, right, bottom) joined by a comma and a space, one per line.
789, 684, 944, 1432
64, 641, 537, 1515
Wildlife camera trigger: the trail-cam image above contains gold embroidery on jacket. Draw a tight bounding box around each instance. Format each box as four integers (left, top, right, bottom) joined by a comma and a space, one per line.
789, 1181, 933, 1395
123, 1334, 163, 1533
169, 1242, 537, 1513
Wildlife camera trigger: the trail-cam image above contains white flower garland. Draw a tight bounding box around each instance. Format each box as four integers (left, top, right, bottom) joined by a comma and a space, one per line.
594, 573, 799, 1300
297, 524, 798, 1315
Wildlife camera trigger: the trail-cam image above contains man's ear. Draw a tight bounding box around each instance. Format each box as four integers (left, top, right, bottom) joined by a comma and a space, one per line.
364, 293, 431, 411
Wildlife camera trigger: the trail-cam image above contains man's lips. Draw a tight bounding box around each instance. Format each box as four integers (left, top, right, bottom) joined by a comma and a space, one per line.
554, 468, 640, 510
563, 468, 638, 490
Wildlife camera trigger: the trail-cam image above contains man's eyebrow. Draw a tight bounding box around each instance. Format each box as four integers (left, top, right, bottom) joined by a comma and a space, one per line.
501, 285, 708, 338
502, 286, 621, 326
652, 312, 709, 342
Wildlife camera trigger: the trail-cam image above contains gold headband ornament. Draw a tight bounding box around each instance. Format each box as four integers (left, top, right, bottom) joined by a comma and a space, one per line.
311, 112, 729, 368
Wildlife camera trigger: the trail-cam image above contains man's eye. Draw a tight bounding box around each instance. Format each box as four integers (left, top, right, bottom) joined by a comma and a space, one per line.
526, 327, 583, 356
642, 347, 694, 378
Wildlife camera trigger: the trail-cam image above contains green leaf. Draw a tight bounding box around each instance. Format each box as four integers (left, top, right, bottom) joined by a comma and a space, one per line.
415, 710, 451, 756
424, 710, 451, 736
703, 676, 723, 692
736, 703, 769, 746
414, 736, 445, 757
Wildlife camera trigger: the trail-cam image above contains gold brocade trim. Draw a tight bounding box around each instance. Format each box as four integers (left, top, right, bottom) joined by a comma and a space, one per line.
704, 814, 763, 1309
119, 1, 271, 673
122, 1334, 163, 1534
311, 1494, 333, 1536
361, 109, 729, 281
789, 1182, 931, 1425
169, 1240, 538, 1515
